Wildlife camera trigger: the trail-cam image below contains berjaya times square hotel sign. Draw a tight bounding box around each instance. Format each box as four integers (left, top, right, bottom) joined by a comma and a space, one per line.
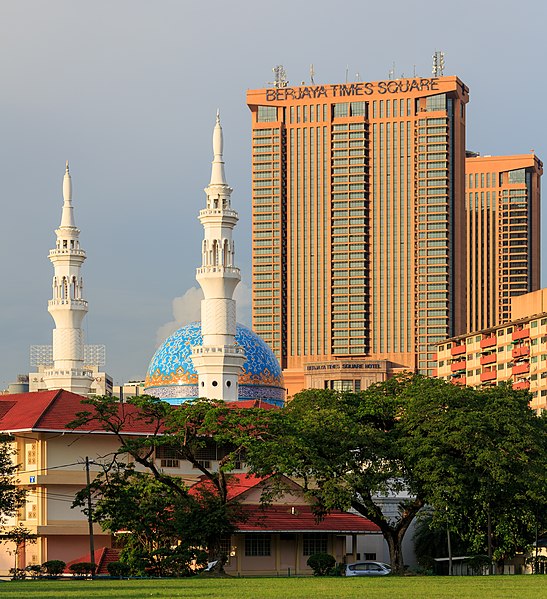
265, 78, 442, 102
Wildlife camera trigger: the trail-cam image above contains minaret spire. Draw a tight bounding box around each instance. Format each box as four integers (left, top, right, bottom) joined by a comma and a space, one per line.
42, 162, 93, 395
60, 159, 76, 228
209, 109, 227, 186
191, 113, 245, 401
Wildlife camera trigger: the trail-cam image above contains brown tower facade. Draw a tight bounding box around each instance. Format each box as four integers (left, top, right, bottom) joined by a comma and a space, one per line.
247, 76, 469, 395
465, 153, 542, 331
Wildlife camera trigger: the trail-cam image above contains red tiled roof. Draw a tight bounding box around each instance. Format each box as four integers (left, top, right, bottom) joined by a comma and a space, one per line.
189, 473, 271, 501
235, 504, 379, 533
0, 391, 280, 436
0, 390, 152, 434
225, 400, 279, 410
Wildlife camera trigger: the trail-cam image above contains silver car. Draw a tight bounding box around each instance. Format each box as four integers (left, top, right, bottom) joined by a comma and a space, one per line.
345, 561, 392, 576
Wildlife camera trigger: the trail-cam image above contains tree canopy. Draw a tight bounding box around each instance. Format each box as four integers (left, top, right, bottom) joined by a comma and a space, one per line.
246, 376, 547, 573
0, 437, 27, 527
69, 395, 274, 567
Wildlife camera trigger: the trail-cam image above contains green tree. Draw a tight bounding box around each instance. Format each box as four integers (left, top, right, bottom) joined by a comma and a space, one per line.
69, 395, 273, 566
0, 438, 29, 578
3, 524, 36, 579
401, 381, 547, 572
413, 509, 470, 571
246, 382, 421, 574
0, 437, 26, 526
73, 465, 234, 576
247, 376, 547, 574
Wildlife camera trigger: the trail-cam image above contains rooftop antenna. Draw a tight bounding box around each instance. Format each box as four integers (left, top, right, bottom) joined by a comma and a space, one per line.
388, 62, 395, 80
432, 50, 445, 77
269, 65, 288, 88
310, 64, 315, 85
355, 72, 360, 81
413, 64, 417, 77
345, 65, 349, 83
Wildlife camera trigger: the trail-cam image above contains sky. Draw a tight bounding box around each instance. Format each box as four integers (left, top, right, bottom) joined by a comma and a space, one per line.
1, 0, 546, 389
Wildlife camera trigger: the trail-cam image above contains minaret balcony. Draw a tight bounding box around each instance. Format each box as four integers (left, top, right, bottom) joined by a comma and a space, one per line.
48, 298, 88, 308
44, 368, 93, 378
49, 248, 86, 258
200, 208, 238, 218
192, 344, 245, 357
197, 266, 240, 276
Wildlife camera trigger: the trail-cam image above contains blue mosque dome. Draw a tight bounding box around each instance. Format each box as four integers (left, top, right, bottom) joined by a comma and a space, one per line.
145, 322, 285, 406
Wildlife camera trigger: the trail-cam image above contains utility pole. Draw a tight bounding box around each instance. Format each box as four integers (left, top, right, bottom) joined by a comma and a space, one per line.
447, 527, 453, 576
85, 457, 96, 577
487, 505, 493, 575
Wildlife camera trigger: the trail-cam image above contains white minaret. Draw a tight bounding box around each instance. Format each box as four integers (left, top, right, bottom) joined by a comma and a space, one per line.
191, 113, 246, 401
42, 162, 93, 395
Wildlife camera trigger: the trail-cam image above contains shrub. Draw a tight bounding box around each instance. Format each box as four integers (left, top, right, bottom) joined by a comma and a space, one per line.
69, 562, 96, 577
107, 560, 131, 578
327, 562, 345, 576
25, 564, 44, 578
9, 567, 26, 579
42, 560, 66, 577
306, 553, 336, 576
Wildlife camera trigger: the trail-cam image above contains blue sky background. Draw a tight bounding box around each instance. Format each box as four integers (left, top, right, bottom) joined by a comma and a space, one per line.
1, 0, 546, 388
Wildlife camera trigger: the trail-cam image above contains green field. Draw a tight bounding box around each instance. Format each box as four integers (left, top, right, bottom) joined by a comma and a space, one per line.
0, 577, 544, 599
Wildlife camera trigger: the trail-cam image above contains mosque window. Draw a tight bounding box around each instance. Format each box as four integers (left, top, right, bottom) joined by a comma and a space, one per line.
226, 381, 231, 387
245, 534, 271, 557
212, 381, 218, 387
303, 533, 328, 556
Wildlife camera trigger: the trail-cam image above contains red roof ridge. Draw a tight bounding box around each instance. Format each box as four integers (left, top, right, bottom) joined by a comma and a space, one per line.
32, 388, 66, 429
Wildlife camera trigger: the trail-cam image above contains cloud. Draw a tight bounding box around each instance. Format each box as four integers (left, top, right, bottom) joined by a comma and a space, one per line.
155, 282, 253, 345
155, 286, 203, 345
234, 281, 252, 326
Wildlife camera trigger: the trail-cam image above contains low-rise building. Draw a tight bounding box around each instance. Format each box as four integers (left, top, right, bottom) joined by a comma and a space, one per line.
0, 389, 381, 575
189, 474, 381, 576
435, 289, 547, 412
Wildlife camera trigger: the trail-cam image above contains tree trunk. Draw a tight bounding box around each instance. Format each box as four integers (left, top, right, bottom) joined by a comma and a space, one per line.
384, 530, 405, 575
205, 539, 227, 575
496, 559, 505, 575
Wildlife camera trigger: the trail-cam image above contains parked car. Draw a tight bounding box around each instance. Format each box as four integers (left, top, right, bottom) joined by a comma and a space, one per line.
345, 561, 392, 576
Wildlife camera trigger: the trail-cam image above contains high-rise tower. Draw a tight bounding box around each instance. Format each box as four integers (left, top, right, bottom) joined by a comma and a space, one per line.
191, 113, 246, 400
247, 75, 469, 395
465, 152, 542, 330
42, 162, 93, 395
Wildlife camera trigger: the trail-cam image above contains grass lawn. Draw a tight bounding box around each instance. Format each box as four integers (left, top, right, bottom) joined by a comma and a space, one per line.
0, 576, 545, 599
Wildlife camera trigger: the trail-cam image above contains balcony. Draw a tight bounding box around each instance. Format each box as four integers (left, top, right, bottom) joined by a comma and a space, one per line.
480, 354, 497, 366
452, 376, 466, 385
480, 370, 497, 383
512, 363, 530, 376
480, 336, 497, 349
451, 360, 466, 372
512, 380, 530, 391
451, 344, 466, 357
512, 345, 530, 359
512, 328, 530, 341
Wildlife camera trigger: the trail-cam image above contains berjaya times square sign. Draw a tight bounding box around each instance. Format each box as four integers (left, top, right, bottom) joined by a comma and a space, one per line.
265, 78, 441, 102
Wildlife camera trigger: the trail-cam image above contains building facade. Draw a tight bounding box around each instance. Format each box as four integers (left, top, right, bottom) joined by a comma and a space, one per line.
435, 288, 547, 412
465, 153, 542, 331
247, 76, 469, 394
